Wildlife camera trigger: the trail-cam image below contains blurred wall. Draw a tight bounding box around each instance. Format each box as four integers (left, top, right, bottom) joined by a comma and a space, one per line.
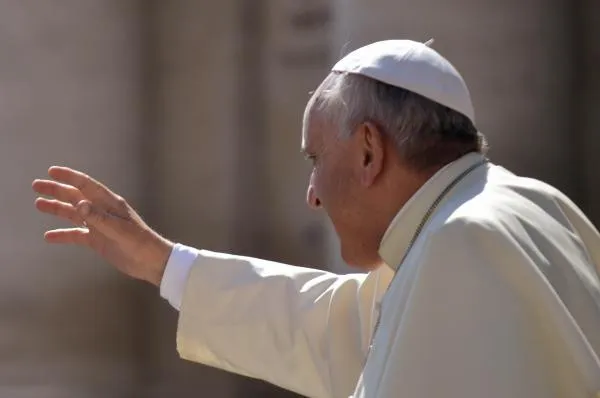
0, 1, 144, 397
580, 0, 600, 224
0, 0, 598, 397
140, 3, 239, 398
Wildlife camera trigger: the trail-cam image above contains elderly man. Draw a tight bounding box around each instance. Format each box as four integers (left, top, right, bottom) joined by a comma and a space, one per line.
33, 40, 600, 398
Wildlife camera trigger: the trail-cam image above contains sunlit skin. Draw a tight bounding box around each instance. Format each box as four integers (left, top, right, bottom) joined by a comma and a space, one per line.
301, 109, 435, 270
32, 167, 172, 285
31, 103, 439, 288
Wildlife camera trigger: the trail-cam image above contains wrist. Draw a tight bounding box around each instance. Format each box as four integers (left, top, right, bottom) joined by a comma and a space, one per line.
146, 233, 174, 287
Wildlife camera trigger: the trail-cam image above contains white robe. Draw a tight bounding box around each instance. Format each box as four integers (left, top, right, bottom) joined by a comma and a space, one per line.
174, 153, 600, 397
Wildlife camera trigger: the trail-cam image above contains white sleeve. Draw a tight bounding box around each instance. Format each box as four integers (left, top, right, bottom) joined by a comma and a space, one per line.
160, 244, 199, 310
175, 250, 393, 398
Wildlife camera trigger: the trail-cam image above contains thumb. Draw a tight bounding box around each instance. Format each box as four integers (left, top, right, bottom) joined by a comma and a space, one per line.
76, 200, 122, 239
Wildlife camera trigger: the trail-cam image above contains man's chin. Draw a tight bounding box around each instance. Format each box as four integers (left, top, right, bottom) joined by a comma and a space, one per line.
340, 250, 382, 271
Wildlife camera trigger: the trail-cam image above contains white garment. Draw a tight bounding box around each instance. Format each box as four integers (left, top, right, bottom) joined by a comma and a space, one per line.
160, 244, 196, 310
162, 153, 600, 398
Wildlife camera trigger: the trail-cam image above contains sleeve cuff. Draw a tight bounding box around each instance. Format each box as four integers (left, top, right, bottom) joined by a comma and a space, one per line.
160, 243, 200, 311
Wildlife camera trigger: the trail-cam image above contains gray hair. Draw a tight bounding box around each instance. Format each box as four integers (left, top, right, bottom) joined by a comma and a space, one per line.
305, 72, 487, 170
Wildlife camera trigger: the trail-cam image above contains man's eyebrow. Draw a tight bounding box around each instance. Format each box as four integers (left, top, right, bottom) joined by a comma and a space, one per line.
300, 147, 314, 158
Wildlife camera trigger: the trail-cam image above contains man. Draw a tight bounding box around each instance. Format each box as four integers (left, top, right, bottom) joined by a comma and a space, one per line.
32, 40, 600, 397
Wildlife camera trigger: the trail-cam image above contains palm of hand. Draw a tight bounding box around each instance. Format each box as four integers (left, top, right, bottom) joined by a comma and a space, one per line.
32, 166, 172, 285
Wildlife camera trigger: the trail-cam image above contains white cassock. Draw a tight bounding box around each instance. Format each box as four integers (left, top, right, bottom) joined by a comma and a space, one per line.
160, 152, 600, 398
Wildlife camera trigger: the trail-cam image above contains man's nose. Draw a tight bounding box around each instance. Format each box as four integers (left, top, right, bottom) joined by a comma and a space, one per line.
306, 184, 321, 210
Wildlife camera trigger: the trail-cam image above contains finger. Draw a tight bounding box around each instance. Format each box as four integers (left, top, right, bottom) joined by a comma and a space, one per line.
32, 179, 84, 205
48, 166, 121, 208
44, 228, 91, 245
77, 200, 128, 240
35, 198, 85, 226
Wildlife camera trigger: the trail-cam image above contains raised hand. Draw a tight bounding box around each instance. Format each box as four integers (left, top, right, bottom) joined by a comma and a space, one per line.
32, 166, 173, 286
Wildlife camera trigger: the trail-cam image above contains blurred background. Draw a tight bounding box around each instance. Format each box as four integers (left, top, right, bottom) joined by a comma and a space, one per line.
1, 0, 599, 397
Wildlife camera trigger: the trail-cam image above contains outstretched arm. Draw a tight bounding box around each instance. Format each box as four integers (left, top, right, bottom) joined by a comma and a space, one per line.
174, 248, 390, 398
32, 166, 392, 398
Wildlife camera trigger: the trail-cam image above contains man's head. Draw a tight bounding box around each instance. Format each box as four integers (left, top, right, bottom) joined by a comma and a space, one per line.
301, 40, 487, 269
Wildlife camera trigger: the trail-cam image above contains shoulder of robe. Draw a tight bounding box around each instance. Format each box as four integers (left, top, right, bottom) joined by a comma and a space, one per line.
430, 211, 502, 243
421, 212, 511, 267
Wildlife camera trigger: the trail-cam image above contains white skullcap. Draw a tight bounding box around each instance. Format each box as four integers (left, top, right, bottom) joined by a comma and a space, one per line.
331, 39, 475, 123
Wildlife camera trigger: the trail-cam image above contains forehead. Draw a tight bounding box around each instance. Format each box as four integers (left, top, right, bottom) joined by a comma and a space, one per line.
301, 104, 325, 152
301, 73, 341, 151
302, 94, 327, 151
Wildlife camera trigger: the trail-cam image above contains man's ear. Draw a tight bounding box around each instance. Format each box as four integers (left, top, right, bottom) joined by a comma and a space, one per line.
356, 121, 385, 187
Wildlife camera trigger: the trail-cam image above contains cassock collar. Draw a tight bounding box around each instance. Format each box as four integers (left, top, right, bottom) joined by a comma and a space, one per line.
377, 152, 486, 271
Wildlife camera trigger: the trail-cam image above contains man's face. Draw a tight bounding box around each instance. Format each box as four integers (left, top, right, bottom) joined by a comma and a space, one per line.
301, 110, 382, 269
